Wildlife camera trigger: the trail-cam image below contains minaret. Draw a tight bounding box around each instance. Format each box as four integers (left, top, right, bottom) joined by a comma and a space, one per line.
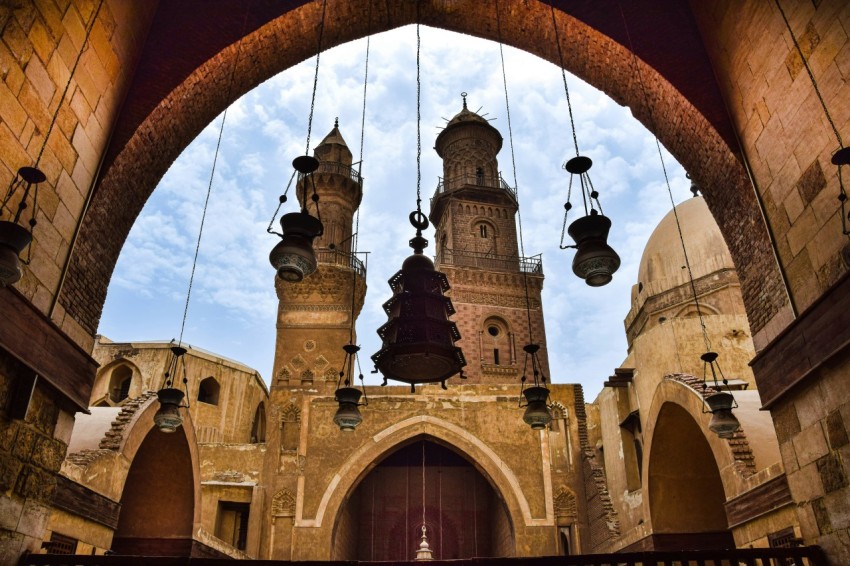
262, 123, 367, 558
270, 121, 366, 388
430, 95, 549, 384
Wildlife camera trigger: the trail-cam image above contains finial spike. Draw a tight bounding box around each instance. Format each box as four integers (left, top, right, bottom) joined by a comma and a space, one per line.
334, 117, 339, 128
461, 91, 467, 109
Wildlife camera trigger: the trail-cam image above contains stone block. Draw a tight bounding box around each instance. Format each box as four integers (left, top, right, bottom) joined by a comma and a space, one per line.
772, 401, 801, 444
827, 410, 850, 450
16, 498, 49, 538
0, 530, 24, 566
793, 422, 829, 467
30, 435, 65, 473
795, 382, 829, 430
0, 451, 23, 493
28, 18, 54, 64
788, 461, 826, 502
14, 464, 55, 503
812, 496, 832, 534
11, 426, 35, 463
23, 55, 56, 106
0, 494, 22, 531
817, 453, 848, 494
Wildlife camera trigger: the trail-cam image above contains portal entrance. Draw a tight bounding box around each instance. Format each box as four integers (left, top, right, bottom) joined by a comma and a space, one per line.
333, 437, 514, 560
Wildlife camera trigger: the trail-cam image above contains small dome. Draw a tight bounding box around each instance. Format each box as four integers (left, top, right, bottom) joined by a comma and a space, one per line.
314, 119, 353, 166
435, 95, 503, 157
445, 99, 490, 128
636, 197, 734, 300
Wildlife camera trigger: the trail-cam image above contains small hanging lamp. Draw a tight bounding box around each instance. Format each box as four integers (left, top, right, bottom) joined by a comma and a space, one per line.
268, 155, 323, 282
519, 344, 552, 430
0, 167, 44, 287
267, 0, 327, 281
154, 345, 191, 433
549, 4, 619, 286
371, 17, 466, 392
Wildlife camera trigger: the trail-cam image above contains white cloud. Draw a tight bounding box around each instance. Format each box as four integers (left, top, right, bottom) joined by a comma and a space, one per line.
99, 26, 694, 399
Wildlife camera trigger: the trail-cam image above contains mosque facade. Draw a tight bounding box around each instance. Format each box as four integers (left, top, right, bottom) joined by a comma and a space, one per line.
40, 108, 799, 560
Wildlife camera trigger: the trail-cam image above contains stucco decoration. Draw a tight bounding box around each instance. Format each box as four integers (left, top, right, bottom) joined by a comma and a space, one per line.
279, 403, 301, 425
272, 488, 296, 517
553, 486, 577, 519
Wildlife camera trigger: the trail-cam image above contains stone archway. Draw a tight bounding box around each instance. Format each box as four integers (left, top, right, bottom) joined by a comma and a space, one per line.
331, 436, 514, 560
59, 0, 784, 352
112, 426, 196, 555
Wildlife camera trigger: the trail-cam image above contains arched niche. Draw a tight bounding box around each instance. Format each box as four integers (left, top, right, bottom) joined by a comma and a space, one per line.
59, 1, 784, 349
112, 426, 197, 556
90, 360, 143, 407
331, 436, 514, 561
197, 376, 220, 405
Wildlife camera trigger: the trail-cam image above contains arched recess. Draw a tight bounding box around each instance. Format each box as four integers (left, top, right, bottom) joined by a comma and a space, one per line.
106, 397, 203, 555
59, 0, 784, 346
90, 359, 143, 407
309, 416, 541, 559
642, 380, 740, 549
332, 437, 514, 560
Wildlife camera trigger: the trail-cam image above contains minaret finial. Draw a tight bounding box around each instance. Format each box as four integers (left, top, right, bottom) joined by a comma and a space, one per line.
461, 92, 467, 109
334, 116, 339, 128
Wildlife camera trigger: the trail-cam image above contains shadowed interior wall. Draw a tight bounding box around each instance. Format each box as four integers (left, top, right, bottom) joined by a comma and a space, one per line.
333, 439, 513, 560
648, 403, 728, 534
112, 427, 194, 555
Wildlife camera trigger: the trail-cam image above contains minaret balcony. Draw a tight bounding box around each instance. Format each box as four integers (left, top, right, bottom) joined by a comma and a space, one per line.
315, 161, 363, 185
316, 248, 367, 278
431, 172, 517, 206
437, 249, 542, 275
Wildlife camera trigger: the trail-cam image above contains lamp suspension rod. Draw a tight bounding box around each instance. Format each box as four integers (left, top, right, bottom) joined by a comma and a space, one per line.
618, 3, 711, 352
415, 3, 422, 215
496, 0, 535, 343
421, 440, 426, 527
548, 1, 580, 157
304, 0, 329, 155
355, 0, 372, 256
31, 0, 104, 170
176, 7, 251, 347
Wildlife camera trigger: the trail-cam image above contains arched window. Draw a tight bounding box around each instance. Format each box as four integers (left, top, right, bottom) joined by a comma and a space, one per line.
251, 402, 266, 443
482, 316, 511, 366
108, 365, 133, 404
198, 377, 220, 405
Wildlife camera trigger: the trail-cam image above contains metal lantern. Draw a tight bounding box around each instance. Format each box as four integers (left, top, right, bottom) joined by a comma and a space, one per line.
268, 156, 324, 282
559, 156, 620, 286
154, 345, 190, 433
567, 211, 620, 287
0, 167, 44, 287
372, 212, 466, 391
522, 386, 552, 430
154, 387, 185, 433
333, 387, 363, 432
705, 391, 740, 438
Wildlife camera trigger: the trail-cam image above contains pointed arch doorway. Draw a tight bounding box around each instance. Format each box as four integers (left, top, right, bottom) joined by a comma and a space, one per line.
332, 437, 514, 560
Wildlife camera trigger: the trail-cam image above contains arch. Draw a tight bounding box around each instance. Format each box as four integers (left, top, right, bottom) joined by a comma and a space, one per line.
197, 376, 220, 405
90, 359, 143, 407
309, 415, 543, 554
57, 1, 784, 342
675, 302, 721, 318
642, 379, 742, 506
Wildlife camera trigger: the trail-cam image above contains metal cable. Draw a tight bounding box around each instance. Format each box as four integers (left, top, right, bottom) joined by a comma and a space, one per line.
415, 10, 422, 213
548, 2, 580, 157
618, 3, 711, 352
177, 7, 251, 347
305, 0, 329, 154
34, 0, 104, 168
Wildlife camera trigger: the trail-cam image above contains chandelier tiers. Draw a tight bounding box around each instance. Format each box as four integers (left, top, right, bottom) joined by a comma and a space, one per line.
268, 155, 324, 282
0, 167, 45, 287
560, 156, 621, 287
154, 345, 191, 433
372, 212, 466, 392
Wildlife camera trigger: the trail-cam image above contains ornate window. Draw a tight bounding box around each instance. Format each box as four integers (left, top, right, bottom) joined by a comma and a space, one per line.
481, 316, 512, 366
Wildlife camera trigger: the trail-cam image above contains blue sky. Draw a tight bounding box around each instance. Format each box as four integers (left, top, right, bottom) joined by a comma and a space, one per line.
98, 26, 692, 400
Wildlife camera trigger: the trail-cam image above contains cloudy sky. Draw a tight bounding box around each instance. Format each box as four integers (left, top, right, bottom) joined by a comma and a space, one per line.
98, 25, 692, 400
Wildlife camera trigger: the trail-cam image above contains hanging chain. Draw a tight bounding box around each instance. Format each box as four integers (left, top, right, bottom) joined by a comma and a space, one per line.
305, 0, 329, 155
415, 8, 422, 214
549, 2, 580, 157
421, 440, 426, 528
34, 0, 104, 168
619, 3, 711, 353
177, 7, 251, 347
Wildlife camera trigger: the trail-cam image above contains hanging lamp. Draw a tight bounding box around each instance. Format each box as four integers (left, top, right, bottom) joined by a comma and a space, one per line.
775, 0, 849, 236
267, 0, 328, 281
550, 4, 620, 286
494, 0, 552, 430
371, 14, 466, 392
1, 1, 104, 287
620, 4, 739, 438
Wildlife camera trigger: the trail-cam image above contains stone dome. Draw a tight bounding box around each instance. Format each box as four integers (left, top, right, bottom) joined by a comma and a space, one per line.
635, 197, 734, 305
